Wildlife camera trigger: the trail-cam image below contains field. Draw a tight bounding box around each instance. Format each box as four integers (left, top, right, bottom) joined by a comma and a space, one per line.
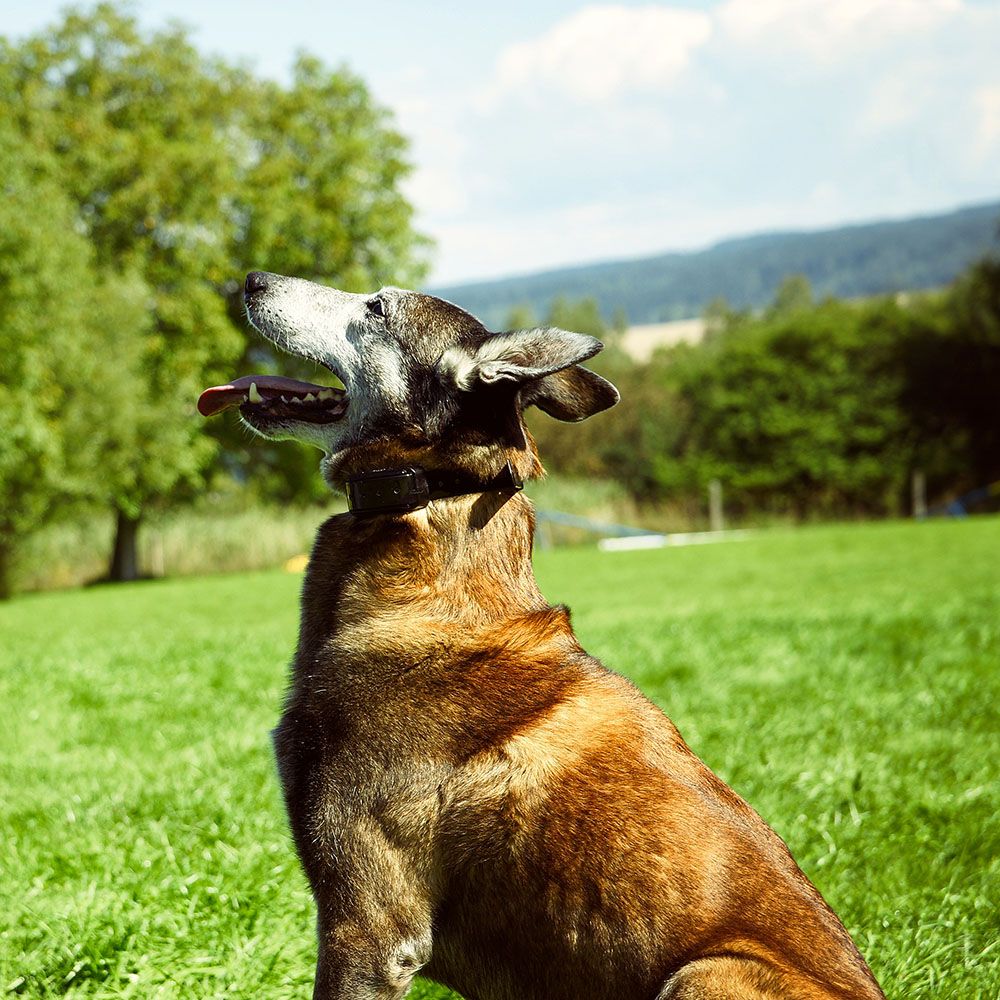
2, 517, 998, 998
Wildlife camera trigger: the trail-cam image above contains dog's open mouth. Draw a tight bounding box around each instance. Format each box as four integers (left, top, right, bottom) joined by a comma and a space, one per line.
198, 375, 347, 424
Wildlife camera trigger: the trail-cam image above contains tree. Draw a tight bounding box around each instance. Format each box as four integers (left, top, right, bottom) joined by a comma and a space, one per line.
899, 255, 1000, 496
2, 6, 243, 580
609, 306, 629, 339
590, 350, 687, 501
0, 120, 147, 596
0, 155, 78, 596
702, 296, 749, 340
1, 4, 428, 577
945, 256, 1000, 488
766, 274, 813, 319
503, 304, 539, 331
641, 299, 913, 516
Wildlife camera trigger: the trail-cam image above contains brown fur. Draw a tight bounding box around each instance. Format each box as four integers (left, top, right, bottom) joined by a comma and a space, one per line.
272, 459, 885, 1000
232, 272, 884, 998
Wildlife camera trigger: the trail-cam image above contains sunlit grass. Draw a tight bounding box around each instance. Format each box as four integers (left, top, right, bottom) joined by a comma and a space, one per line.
2, 517, 998, 997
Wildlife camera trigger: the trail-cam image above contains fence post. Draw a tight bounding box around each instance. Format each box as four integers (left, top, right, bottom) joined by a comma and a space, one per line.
709, 479, 724, 532
912, 470, 927, 519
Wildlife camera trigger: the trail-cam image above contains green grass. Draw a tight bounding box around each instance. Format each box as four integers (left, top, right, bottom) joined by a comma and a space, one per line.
2, 517, 998, 998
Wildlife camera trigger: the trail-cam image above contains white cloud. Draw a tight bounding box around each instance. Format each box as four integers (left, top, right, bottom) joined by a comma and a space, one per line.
856, 65, 934, 134
717, 0, 962, 62
385, 1, 1000, 283
487, 5, 712, 105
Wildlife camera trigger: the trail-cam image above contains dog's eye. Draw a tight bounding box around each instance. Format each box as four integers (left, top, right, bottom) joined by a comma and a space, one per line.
367, 297, 386, 319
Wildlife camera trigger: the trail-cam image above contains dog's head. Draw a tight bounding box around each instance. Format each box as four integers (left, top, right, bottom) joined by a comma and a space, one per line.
199, 272, 619, 486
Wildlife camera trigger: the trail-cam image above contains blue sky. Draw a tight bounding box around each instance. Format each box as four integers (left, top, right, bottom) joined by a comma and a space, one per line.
7, 1, 1000, 284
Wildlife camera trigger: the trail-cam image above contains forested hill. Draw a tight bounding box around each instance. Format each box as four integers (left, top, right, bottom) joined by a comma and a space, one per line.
430, 200, 1000, 327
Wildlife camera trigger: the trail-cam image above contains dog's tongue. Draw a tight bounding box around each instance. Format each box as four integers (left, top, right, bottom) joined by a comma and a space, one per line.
197, 375, 334, 416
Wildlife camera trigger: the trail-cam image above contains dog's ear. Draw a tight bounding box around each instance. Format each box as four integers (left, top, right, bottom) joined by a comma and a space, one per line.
521, 365, 620, 422
441, 327, 602, 390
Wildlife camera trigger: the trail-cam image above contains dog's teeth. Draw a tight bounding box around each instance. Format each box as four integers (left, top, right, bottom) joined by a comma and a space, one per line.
248, 381, 263, 403
280, 395, 289, 402
303, 392, 316, 402
317, 388, 335, 400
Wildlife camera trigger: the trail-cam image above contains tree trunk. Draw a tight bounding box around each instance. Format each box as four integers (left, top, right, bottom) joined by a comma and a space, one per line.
0, 540, 14, 600
109, 507, 142, 582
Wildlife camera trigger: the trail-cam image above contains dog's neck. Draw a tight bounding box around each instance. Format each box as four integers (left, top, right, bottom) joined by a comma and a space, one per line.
297, 488, 554, 675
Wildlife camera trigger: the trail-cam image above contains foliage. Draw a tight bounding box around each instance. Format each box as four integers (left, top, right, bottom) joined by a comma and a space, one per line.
0, 120, 147, 596
544, 295, 608, 339
1, 518, 997, 997
0, 2, 428, 581
530, 260, 1000, 519
898, 257, 1000, 495
4, 5, 243, 522
765, 273, 814, 318
636, 298, 916, 513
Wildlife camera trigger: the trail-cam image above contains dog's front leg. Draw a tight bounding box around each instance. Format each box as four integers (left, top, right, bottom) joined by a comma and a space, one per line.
306, 831, 434, 1000
312, 918, 431, 1000
310, 892, 433, 1000
273, 718, 436, 998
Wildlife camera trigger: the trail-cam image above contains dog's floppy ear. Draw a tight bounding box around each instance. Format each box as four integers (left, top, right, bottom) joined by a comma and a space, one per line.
442, 327, 602, 390
521, 365, 620, 422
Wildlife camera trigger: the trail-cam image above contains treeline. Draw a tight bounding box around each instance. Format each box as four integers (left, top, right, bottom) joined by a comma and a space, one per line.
0, 4, 426, 597
525, 261, 1000, 519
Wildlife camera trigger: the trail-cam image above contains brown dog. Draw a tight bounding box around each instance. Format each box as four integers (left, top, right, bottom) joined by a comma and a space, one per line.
200, 272, 885, 999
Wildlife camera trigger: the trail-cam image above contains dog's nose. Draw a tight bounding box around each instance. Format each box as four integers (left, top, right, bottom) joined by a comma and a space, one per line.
245, 271, 270, 296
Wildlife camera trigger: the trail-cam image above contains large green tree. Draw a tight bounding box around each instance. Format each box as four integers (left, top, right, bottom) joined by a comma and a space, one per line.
662, 300, 914, 515
0, 119, 147, 596
2, 5, 243, 580
1, 3, 428, 580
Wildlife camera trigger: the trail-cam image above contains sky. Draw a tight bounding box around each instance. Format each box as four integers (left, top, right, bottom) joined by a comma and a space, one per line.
6, 0, 1000, 285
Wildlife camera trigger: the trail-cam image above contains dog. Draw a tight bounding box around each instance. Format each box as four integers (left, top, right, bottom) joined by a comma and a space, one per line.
199, 271, 886, 1000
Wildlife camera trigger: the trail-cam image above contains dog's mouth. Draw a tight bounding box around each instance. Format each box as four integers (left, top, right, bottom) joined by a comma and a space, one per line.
197, 374, 347, 425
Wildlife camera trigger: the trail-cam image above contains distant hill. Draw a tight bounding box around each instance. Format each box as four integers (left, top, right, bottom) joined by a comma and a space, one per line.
430, 200, 1000, 327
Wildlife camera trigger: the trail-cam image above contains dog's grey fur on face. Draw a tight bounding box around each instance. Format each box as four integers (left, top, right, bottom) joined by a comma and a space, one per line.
242, 272, 619, 486
243, 276, 417, 453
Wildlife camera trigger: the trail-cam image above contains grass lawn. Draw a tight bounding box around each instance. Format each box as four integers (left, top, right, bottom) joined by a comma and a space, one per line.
2, 516, 998, 998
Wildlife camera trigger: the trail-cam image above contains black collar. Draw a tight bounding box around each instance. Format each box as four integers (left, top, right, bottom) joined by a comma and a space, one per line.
346, 461, 523, 517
